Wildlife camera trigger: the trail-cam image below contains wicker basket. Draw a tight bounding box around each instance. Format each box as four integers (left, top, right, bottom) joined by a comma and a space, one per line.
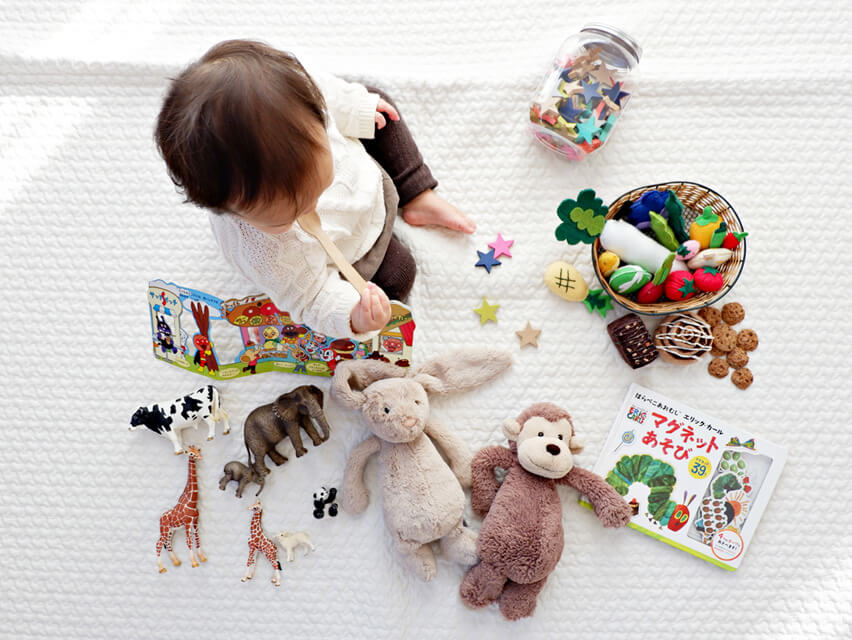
592, 182, 746, 316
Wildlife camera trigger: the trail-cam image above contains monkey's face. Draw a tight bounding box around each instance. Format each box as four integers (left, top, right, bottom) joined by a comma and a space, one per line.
516, 417, 576, 479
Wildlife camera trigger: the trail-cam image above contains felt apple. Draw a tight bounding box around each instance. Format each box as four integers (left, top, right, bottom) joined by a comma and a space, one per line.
664, 271, 696, 301
693, 266, 724, 293
637, 281, 664, 304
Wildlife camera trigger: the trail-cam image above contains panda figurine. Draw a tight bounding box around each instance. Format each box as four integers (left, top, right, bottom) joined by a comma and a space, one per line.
312, 486, 338, 519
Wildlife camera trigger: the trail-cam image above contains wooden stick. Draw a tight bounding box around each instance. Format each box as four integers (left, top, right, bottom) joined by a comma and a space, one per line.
297, 211, 368, 294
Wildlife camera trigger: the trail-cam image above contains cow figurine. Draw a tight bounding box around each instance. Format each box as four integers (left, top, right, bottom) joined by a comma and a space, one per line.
129, 385, 230, 454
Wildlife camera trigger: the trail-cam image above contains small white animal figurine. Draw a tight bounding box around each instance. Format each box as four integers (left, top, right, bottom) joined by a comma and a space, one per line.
129, 385, 230, 454
243, 500, 281, 587
276, 531, 315, 562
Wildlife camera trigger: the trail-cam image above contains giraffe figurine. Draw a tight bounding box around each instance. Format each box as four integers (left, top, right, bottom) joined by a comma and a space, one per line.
242, 499, 282, 587
156, 445, 207, 573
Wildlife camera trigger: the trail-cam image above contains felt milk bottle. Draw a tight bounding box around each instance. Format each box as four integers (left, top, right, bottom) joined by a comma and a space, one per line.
529, 23, 641, 160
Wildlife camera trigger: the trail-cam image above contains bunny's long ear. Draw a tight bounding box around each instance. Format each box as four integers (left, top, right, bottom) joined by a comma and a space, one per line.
410, 348, 512, 395
331, 358, 407, 408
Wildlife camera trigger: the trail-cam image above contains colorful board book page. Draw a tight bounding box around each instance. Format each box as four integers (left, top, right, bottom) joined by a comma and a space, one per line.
579, 383, 786, 571
148, 279, 415, 380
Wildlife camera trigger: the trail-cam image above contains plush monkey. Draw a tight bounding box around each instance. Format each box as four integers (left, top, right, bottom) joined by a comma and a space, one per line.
460, 403, 632, 620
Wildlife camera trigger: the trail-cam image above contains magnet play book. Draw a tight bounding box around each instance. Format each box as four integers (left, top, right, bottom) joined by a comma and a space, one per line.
147, 279, 415, 380
580, 383, 786, 570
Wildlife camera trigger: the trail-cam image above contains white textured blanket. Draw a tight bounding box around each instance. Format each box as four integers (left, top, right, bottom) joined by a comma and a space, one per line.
2, 1, 850, 638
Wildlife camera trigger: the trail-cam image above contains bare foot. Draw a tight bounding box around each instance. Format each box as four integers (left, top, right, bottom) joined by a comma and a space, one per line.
402, 190, 476, 234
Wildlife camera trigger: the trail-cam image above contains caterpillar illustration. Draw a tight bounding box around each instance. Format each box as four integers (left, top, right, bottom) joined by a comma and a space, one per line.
605, 454, 683, 527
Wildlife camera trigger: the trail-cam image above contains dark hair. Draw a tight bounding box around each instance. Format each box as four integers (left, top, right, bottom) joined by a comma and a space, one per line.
154, 40, 327, 213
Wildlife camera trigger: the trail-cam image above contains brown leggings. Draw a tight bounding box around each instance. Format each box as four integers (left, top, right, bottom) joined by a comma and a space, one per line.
358, 85, 437, 301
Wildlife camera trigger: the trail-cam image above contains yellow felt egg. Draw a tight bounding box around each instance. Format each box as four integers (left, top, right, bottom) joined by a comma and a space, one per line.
544, 261, 589, 302
598, 251, 620, 277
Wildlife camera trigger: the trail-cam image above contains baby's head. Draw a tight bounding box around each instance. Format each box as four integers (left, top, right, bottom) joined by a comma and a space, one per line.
155, 40, 333, 233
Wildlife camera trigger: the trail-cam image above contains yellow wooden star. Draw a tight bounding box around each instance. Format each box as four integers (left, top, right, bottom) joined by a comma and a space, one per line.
474, 298, 499, 325
516, 322, 541, 348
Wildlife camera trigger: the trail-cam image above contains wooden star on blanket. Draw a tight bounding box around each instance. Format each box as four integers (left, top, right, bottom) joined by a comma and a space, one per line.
516, 322, 541, 348
474, 298, 499, 325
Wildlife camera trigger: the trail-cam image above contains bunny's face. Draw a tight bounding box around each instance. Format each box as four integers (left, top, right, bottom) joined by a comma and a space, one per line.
361, 379, 430, 443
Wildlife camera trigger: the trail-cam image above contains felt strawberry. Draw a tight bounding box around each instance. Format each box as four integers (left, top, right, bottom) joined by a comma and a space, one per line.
637, 281, 664, 304
693, 266, 724, 293
722, 231, 749, 250
664, 271, 696, 301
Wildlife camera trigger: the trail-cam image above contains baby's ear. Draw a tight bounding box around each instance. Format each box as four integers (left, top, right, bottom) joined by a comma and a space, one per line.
502, 418, 522, 441
569, 435, 584, 454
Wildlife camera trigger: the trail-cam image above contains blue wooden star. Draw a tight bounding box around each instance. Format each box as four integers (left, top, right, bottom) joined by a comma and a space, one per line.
602, 81, 630, 107
574, 115, 600, 144
557, 98, 585, 122
475, 248, 501, 273
579, 79, 601, 104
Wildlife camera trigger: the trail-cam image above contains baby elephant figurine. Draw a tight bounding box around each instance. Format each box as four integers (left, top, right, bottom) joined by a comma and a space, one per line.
276, 531, 315, 562
219, 461, 265, 498
244, 385, 331, 477
332, 347, 512, 581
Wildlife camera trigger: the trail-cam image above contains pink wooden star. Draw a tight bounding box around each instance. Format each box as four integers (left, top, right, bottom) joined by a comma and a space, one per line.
488, 233, 514, 259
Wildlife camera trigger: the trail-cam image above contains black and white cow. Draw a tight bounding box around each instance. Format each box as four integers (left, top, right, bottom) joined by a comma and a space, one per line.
129, 385, 230, 454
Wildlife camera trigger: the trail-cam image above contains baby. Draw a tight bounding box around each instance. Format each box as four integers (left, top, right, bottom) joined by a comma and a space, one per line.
155, 40, 474, 339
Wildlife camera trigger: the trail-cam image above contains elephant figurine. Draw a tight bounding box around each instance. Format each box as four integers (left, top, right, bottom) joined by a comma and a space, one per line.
244, 385, 331, 476
219, 460, 265, 497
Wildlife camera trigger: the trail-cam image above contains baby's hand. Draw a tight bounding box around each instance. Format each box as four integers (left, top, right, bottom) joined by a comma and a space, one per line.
350, 283, 391, 334
374, 98, 400, 130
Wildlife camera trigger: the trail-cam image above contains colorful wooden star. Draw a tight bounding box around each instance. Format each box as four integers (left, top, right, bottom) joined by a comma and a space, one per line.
574, 115, 600, 144
475, 248, 501, 273
557, 98, 585, 122
589, 63, 614, 85
557, 79, 582, 98
488, 233, 514, 259
602, 81, 630, 107
516, 322, 541, 348
579, 79, 601, 104
474, 298, 499, 325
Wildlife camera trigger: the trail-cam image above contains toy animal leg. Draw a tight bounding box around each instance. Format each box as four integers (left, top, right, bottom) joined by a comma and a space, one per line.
215, 408, 231, 434
284, 421, 308, 457
236, 477, 248, 498
285, 547, 294, 562
169, 551, 181, 567
242, 550, 257, 581
193, 526, 206, 562
460, 561, 507, 609
167, 431, 183, 454
267, 448, 288, 466
198, 417, 214, 441
218, 471, 232, 491
498, 577, 549, 621
439, 520, 478, 566
156, 538, 167, 573
397, 542, 437, 582
185, 528, 199, 567
299, 414, 324, 447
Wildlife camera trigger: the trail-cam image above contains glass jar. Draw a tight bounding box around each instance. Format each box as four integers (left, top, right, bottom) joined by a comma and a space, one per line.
529, 23, 641, 160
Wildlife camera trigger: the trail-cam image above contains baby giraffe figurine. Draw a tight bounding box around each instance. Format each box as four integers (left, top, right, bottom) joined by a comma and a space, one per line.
242, 499, 282, 587
156, 445, 206, 573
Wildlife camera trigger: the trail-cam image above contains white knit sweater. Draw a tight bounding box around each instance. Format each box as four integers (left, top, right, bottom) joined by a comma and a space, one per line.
208, 71, 385, 341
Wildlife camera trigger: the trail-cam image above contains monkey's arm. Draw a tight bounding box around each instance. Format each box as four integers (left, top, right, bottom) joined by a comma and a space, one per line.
424, 420, 473, 488
341, 435, 381, 515
558, 466, 632, 528
470, 446, 515, 517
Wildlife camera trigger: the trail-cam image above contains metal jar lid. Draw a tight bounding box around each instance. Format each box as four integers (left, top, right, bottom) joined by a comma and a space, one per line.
581, 23, 642, 62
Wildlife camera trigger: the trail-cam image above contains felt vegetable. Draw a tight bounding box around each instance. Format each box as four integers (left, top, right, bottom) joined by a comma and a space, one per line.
722, 231, 749, 250
627, 190, 669, 230
598, 251, 620, 277
544, 261, 588, 302
583, 289, 614, 317
693, 267, 724, 293
637, 281, 664, 304
676, 240, 700, 261
664, 190, 689, 243
689, 207, 723, 249
687, 248, 733, 269
709, 221, 728, 248
609, 265, 651, 294
649, 212, 679, 251
652, 252, 675, 285
555, 189, 608, 245
599, 219, 681, 274
664, 271, 696, 301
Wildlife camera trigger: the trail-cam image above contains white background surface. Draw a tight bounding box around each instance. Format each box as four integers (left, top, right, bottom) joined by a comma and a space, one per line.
1, 1, 850, 638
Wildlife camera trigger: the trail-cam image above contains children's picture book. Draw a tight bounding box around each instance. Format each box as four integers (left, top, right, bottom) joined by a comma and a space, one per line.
147, 279, 415, 380
580, 383, 786, 571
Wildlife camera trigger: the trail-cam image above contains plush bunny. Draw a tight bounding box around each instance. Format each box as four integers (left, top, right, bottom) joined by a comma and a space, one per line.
332, 348, 512, 581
